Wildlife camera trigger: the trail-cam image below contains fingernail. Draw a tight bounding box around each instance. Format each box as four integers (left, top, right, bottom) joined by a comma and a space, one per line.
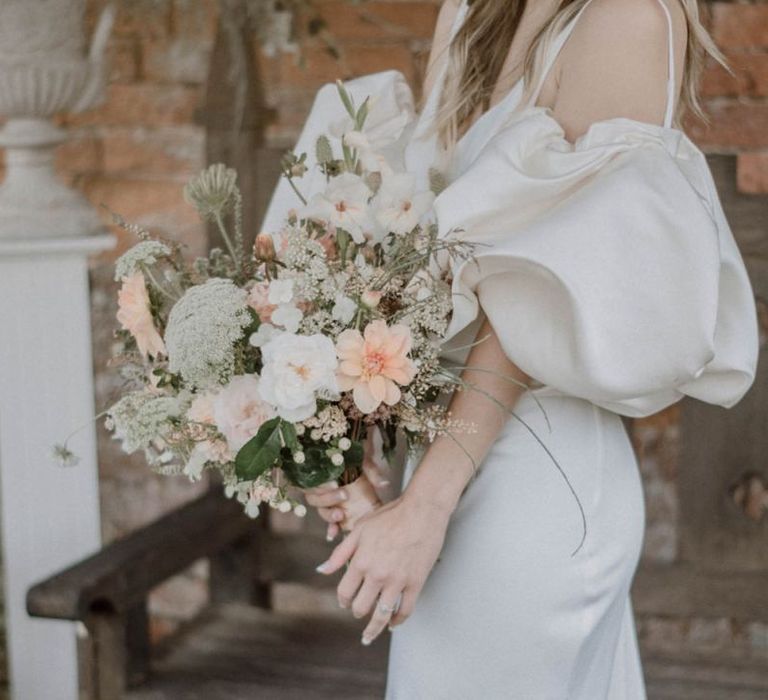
326, 532, 335, 542
333, 510, 344, 521
378, 480, 390, 487
388, 625, 395, 632
315, 561, 330, 574
361, 636, 372, 646
338, 490, 348, 501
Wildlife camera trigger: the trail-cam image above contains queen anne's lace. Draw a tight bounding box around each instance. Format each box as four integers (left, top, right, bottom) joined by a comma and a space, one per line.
165, 278, 251, 388
114, 241, 171, 281
107, 390, 187, 455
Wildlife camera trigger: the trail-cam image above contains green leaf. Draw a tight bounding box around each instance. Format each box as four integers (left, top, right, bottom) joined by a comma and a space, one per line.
282, 446, 344, 489
235, 417, 283, 481
335, 79, 356, 119
345, 440, 364, 471
355, 97, 370, 130
281, 422, 300, 452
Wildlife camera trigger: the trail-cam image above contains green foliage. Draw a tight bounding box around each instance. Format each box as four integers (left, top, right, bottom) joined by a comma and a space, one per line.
281, 445, 344, 489
235, 417, 283, 481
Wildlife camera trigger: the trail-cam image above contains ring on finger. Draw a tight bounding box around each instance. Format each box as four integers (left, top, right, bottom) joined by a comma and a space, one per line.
377, 597, 400, 616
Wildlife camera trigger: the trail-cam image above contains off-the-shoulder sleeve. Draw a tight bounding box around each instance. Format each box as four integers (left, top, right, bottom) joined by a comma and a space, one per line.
259, 70, 416, 235
439, 108, 758, 417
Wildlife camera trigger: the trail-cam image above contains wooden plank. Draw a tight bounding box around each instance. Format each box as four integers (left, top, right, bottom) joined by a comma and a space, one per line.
633, 563, 768, 620
27, 489, 255, 620
643, 651, 768, 700
127, 604, 388, 700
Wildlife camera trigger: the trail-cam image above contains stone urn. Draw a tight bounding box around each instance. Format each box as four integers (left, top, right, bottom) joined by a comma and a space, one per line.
0, 0, 114, 240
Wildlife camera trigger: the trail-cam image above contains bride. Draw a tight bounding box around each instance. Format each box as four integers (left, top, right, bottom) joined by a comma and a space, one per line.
264, 0, 759, 696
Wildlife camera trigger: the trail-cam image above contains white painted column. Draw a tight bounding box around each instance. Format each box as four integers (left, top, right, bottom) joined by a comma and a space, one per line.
0, 235, 112, 700
0, 2, 115, 697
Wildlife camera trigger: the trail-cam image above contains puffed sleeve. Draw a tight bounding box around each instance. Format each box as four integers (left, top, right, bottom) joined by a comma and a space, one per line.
259, 70, 416, 235
439, 107, 759, 417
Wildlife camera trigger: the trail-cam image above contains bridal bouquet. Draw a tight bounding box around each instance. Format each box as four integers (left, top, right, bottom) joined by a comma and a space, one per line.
70, 82, 477, 519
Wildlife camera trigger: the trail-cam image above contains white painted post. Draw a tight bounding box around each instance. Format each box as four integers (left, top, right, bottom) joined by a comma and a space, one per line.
0, 2, 114, 698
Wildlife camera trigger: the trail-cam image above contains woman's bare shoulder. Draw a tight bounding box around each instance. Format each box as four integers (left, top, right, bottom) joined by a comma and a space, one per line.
553, 0, 688, 141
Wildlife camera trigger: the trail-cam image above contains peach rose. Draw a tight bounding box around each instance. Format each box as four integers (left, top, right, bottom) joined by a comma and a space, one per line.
335, 320, 417, 414
116, 272, 166, 359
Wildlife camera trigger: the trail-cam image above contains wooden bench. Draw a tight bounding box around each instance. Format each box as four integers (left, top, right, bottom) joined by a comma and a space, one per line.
26, 487, 388, 699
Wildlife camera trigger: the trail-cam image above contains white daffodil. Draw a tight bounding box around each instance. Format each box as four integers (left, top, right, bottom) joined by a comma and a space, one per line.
301, 172, 374, 244
331, 293, 358, 324
371, 172, 435, 239
259, 332, 340, 421
267, 277, 295, 305
271, 303, 303, 333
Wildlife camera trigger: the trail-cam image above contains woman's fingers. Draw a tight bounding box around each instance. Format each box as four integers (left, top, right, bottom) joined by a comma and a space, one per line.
361, 587, 402, 645
325, 521, 340, 542
316, 529, 359, 575
336, 561, 364, 609
304, 486, 348, 508
350, 577, 383, 620
318, 506, 345, 524
388, 586, 418, 627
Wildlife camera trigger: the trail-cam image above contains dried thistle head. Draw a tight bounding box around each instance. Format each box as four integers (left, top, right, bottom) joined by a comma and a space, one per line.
183, 164, 239, 220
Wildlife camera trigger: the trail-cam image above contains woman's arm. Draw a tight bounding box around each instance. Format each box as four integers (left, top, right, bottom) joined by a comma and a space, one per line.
317, 0, 688, 647
316, 319, 530, 644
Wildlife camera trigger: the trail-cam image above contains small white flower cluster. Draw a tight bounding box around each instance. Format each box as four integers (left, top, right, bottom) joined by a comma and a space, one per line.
106, 390, 187, 456
114, 240, 171, 281
165, 278, 252, 388
302, 404, 349, 442
225, 475, 307, 519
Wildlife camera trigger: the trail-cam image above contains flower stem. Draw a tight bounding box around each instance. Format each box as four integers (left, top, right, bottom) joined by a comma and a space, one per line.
214, 212, 241, 271
286, 176, 308, 206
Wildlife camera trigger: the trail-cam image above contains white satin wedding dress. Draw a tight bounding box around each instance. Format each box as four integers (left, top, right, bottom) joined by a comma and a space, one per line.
261, 0, 759, 697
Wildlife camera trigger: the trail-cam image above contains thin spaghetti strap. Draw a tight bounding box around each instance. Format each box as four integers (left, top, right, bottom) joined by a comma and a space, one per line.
526, 0, 677, 127
654, 0, 677, 128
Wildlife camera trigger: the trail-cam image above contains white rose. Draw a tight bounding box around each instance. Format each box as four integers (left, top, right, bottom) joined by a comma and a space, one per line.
331, 294, 357, 324
271, 304, 303, 333
212, 375, 276, 452
268, 278, 295, 305
249, 323, 281, 347
259, 332, 340, 421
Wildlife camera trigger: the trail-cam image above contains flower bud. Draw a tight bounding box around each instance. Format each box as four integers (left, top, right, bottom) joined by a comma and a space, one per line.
278, 500, 292, 513
338, 437, 352, 451
361, 289, 382, 309
293, 451, 306, 464
254, 233, 277, 262
330, 452, 344, 467
294, 504, 307, 517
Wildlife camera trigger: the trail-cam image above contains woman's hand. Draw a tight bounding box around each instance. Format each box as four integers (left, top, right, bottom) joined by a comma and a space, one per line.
304, 473, 381, 540
315, 490, 451, 646
303, 428, 391, 539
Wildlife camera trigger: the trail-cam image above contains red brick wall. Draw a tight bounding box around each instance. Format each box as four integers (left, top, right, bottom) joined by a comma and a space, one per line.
693, 2, 768, 192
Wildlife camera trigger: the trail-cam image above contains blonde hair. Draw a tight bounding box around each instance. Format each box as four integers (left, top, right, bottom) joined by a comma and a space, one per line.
429, 0, 728, 150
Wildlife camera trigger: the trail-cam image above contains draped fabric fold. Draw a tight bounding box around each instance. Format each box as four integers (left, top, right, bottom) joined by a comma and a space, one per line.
260, 69, 758, 419
439, 107, 758, 417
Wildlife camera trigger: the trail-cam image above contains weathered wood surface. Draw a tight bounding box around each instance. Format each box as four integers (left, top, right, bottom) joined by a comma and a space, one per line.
643, 652, 768, 700
632, 563, 768, 621
26, 489, 254, 620
128, 604, 388, 700
124, 602, 768, 700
